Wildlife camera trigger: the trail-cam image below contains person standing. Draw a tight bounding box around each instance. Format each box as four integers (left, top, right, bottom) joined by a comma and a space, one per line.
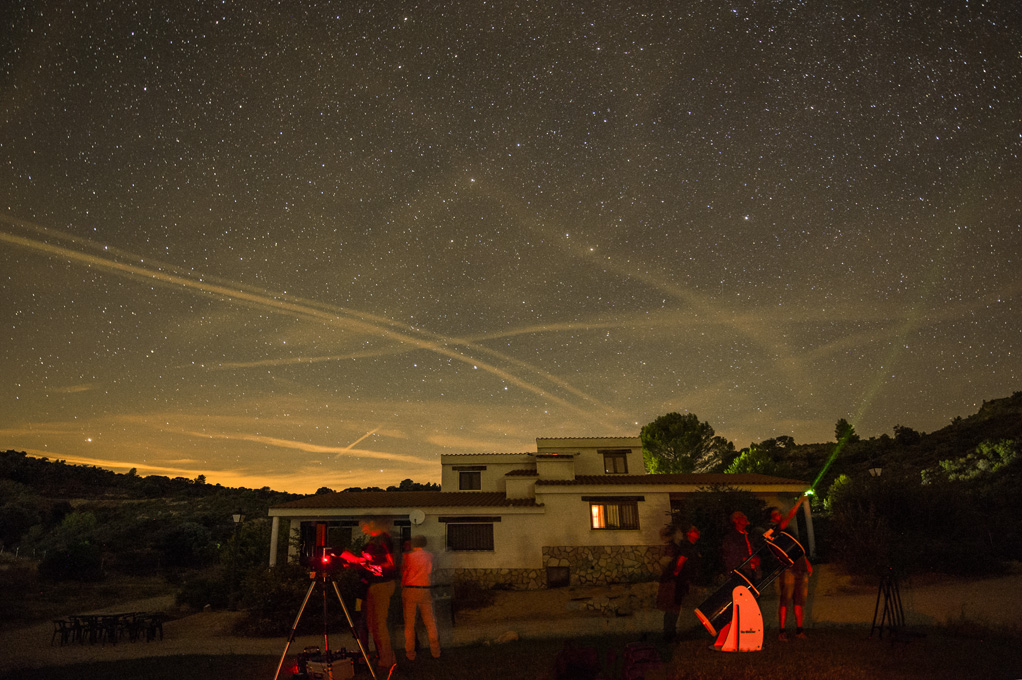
767, 498, 812, 641
657, 524, 701, 642
359, 519, 397, 670
721, 511, 760, 581
401, 535, 441, 660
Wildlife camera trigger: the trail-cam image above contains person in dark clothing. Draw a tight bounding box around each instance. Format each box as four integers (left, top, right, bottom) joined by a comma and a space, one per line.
657, 524, 701, 642
721, 510, 760, 582
341, 519, 397, 670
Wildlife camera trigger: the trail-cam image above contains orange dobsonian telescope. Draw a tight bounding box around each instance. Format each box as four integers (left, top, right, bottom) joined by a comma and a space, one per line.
694, 531, 806, 644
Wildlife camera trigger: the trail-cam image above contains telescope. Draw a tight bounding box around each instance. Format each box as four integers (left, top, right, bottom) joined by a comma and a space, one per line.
694, 530, 806, 638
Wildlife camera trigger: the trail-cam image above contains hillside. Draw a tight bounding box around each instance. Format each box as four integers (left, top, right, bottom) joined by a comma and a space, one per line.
3, 391, 1020, 506
784, 391, 1022, 494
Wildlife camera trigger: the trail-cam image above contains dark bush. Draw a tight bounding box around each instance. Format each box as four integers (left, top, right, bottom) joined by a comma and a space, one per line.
0, 498, 41, 547
236, 562, 368, 636
176, 571, 230, 610
112, 548, 163, 575
38, 541, 104, 582
827, 475, 1002, 577
236, 562, 312, 636
156, 521, 218, 568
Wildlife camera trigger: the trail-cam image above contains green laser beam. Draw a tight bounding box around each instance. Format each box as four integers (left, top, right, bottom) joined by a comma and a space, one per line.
809, 434, 853, 493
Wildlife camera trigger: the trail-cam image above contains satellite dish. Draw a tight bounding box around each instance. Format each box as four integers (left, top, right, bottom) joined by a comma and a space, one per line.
409, 509, 425, 525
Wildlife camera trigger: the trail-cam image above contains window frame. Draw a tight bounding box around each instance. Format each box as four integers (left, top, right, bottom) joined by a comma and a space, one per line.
440, 515, 500, 552
601, 449, 630, 474
445, 523, 495, 551
453, 465, 485, 490
583, 496, 642, 531
459, 470, 482, 490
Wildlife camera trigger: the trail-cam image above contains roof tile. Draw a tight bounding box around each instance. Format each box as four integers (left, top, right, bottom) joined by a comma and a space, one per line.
272, 491, 539, 510
535, 473, 808, 486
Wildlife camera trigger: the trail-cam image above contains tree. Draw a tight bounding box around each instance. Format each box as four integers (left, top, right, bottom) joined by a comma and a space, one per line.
641, 413, 733, 474
697, 436, 737, 473
893, 424, 922, 446
387, 478, 440, 491
835, 418, 860, 444
725, 444, 778, 475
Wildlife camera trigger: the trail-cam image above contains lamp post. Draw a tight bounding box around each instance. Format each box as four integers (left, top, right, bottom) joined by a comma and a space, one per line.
229, 509, 245, 611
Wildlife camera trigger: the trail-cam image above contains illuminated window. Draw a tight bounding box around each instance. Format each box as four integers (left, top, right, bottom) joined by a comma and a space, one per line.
589, 500, 639, 530
602, 450, 629, 474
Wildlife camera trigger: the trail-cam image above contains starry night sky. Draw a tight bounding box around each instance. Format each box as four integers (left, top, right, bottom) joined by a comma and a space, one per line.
2, 1, 1019, 493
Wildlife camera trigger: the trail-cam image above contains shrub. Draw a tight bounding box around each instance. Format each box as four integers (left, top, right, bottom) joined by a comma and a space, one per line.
157, 522, 218, 569
236, 562, 315, 635
37, 542, 104, 582
826, 475, 1001, 577
176, 571, 230, 610
235, 562, 366, 637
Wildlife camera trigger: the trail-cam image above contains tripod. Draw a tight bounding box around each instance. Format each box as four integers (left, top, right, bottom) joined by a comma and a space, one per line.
273, 570, 378, 680
869, 568, 905, 640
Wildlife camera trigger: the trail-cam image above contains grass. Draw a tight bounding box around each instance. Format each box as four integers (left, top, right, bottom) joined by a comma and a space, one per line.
4, 628, 1022, 680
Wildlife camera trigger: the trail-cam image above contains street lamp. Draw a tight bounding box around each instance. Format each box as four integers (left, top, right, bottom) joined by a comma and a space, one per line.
229, 509, 245, 610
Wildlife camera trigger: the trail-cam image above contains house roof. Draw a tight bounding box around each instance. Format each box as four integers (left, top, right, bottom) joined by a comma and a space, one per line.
535, 473, 809, 487
441, 452, 533, 457
535, 436, 638, 440
270, 491, 540, 511
269, 474, 807, 514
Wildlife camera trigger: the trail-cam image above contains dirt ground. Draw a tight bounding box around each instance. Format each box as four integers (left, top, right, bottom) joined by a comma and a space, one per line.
3, 565, 1020, 674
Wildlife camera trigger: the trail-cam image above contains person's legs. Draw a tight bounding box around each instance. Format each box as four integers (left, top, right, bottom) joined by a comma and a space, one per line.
368, 581, 396, 667
402, 589, 418, 660
778, 570, 795, 640
793, 572, 809, 638
418, 591, 441, 658
662, 608, 680, 642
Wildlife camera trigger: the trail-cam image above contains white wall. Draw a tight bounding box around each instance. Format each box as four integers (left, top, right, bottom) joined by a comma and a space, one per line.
535, 438, 644, 477
439, 453, 532, 492
433, 509, 550, 571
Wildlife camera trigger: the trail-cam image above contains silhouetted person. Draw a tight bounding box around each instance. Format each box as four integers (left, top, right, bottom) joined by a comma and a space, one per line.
722, 511, 760, 582
657, 524, 702, 642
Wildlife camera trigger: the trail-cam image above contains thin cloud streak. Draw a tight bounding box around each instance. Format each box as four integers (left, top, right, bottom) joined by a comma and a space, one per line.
178, 430, 426, 465
1, 216, 618, 425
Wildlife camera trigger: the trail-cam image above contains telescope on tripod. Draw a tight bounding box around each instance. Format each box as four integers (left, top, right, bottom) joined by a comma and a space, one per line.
272, 547, 382, 680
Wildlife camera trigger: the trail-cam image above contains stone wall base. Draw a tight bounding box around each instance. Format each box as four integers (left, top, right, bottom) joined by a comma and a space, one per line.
438, 545, 664, 590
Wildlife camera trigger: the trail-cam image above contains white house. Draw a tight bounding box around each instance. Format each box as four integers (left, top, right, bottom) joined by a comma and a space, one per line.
267, 437, 812, 589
